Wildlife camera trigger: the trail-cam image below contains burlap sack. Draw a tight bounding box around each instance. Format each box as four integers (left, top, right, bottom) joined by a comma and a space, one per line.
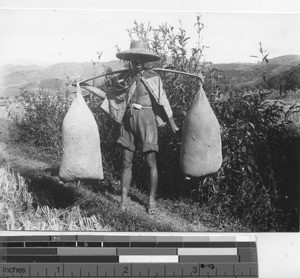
59, 85, 103, 181
180, 85, 222, 177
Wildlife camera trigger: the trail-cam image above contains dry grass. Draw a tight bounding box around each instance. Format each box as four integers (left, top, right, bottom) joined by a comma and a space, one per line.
0, 165, 107, 231
0, 164, 213, 232
0, 165, 34, 230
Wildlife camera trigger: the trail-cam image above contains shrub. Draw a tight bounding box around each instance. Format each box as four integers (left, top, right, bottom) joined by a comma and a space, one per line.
202, 90, 299, 230
8, 90, 73, 154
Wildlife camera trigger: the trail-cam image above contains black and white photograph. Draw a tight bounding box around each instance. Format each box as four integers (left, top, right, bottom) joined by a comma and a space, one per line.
0, 1, 299, 234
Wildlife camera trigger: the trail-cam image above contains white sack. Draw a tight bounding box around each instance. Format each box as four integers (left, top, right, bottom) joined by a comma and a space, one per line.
59, 85, 103, 181
180, 85, 222, 177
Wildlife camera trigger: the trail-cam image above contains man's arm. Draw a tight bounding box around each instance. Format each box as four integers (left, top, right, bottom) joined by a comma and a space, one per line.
156, 76, 179, 133
80, 83, 107, 99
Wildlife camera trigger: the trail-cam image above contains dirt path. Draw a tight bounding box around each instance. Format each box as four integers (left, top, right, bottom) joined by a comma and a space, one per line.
0, 110, 211, 232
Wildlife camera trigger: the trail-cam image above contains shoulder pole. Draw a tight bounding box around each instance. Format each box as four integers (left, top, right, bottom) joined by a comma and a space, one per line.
152, 68, 203, 80
78, 67, 202, 85
79, 69, 129, 85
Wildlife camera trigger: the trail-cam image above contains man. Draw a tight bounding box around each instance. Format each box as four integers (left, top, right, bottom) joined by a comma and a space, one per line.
81, 41, 178, 214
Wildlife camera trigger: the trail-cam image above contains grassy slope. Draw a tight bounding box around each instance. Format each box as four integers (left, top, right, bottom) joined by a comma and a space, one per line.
0, 116, 250, 232
2, 92, 299, 232
1, 115, 230, 232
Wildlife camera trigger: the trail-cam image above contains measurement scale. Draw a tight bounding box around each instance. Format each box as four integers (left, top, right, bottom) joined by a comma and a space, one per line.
0, 235, 258, 278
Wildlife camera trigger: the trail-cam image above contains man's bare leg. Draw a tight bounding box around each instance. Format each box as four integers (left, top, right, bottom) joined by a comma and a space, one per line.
145, 151, 158, 213
120, 148, 134, 210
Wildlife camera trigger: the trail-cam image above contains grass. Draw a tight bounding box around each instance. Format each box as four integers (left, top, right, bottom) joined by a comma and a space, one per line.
0, 165, 105, 231
159, 198, 251, 232
0, 164, 196, 231
0, 161, 248, 232
0, 116, 240, 232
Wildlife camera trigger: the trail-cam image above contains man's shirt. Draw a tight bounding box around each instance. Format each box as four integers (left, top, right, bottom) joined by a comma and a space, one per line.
101, 69, 173, 127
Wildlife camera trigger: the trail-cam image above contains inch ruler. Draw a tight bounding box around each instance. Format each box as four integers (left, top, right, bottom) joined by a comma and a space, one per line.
0, 235, 258, 278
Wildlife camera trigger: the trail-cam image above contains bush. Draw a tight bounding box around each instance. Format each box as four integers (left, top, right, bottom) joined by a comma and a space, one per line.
8, 90, 73, 154
202, 91, 299, 230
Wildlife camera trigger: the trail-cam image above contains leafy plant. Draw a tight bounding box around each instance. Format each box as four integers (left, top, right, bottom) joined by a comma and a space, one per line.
8, 90, 73, 154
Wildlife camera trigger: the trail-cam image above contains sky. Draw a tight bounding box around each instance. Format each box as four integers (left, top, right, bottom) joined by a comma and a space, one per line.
0, 0, 300, 66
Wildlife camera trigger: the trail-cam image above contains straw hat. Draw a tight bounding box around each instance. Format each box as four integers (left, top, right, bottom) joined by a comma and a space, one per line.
116, 41, 160, 63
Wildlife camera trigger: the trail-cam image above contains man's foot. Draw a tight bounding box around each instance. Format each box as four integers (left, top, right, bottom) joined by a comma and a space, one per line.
147, 201, 158, 215
119, 203, 127, 211
119, 200, 129, 211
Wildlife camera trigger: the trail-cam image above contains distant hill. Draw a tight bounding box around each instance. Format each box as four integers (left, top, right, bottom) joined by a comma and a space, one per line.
42, 60, 123, 79
4, 59, 50, 67
1, 64, 43, 75
267, 64, 300, 91
268, 55, 300, 66
1, 54, 300, 98
22, 78, 68, 92
211, 55, 300, 89
0, 60, 124, 97
4, 69, 53, 87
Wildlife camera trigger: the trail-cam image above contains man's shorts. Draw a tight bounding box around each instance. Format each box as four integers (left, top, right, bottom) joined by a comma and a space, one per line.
117, 106, 158, 153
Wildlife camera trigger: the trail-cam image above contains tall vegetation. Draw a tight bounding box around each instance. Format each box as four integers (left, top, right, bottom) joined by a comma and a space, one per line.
8, 17, 299, 231
8, 90, 72, 154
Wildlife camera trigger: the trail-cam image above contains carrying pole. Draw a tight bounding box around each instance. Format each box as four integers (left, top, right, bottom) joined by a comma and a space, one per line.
78, 68, 202, 85
152, 68, 202, 80
79, 69, 129, 85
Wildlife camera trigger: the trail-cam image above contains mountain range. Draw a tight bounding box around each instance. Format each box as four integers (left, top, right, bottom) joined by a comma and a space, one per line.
0, 60, 123, 97
211, 55, 300, 90
0, 55, 300, 98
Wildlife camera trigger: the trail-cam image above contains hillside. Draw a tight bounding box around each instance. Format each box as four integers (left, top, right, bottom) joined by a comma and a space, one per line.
1, 54, 300, 98
211, 55, 300, 89
42, 60, 123, 79
0, 117, 234, 232
0, 60, 124, 97
267, 64, 300, 91
268, 54, 300, 66
22, 79, 68, 92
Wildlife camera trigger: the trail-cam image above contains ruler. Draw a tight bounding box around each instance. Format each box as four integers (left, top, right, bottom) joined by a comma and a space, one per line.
0, 235, 258, 278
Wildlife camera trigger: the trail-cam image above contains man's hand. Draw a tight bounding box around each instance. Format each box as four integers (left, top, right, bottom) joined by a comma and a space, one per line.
71, 79, 87, 87
198, 73, 205, 83
168, 116, 179, 134
171, 124, 179, 134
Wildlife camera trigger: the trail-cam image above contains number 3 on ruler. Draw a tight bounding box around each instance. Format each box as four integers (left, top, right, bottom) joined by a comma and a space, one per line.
192, 266, 198, 274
